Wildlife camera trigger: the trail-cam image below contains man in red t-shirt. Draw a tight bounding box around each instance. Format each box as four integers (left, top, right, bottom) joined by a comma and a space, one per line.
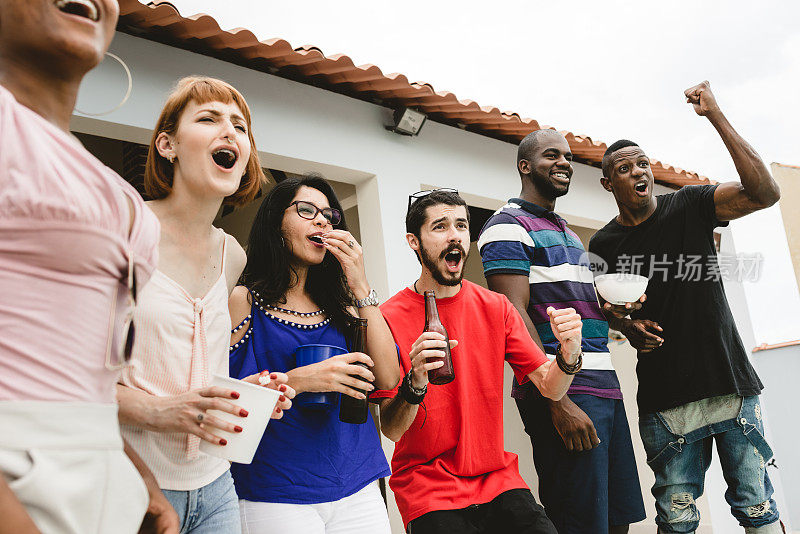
375, 190, 585, 533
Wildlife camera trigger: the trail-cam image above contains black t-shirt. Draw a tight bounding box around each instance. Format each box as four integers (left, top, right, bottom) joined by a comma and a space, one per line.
589, 185, 763, 414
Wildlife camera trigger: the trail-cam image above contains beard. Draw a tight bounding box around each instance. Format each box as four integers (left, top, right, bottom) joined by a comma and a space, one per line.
419, 241, 466, 287
532, 173, 569, 199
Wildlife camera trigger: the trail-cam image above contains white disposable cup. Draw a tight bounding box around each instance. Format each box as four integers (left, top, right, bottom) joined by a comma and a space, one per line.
199, 374, 281, 464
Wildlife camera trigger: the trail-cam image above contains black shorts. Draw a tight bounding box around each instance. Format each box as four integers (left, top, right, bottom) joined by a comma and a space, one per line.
406, 489, 557, 534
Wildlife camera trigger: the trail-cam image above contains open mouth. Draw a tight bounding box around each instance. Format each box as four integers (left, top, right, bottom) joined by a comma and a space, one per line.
634, 181, 648, 195
443, 249, 463, 272
551, 171, 571, 184
54, 0, 99, 21
212, 148, 238, 170
308, 234, 324, 247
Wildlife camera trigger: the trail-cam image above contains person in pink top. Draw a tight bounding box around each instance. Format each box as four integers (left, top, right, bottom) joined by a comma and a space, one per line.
117, 76, 294, 534
0, 1, 178, 533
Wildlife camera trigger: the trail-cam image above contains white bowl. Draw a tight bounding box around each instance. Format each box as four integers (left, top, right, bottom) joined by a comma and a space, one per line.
594, 274, 649, 305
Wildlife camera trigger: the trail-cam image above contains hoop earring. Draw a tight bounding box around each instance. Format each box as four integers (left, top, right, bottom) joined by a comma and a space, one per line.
74, 52, 133, 117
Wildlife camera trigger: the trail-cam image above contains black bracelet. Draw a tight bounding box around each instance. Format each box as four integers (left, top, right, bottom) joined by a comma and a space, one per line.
556, 344, 583, 375
399, 370, 426, 405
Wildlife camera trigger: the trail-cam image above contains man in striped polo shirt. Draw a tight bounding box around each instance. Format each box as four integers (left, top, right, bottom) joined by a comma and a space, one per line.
477, 129, 645, 534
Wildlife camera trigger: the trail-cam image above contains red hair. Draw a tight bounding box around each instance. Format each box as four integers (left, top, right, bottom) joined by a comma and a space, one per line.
144, 76, 266, 206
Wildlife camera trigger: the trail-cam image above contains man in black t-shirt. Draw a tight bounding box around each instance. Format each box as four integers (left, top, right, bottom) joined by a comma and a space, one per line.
589, 82, 783, 534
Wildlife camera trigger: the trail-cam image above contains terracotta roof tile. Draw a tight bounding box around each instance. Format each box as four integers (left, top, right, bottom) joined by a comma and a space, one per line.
118, 0, 711, 187
752, 339, 800, 352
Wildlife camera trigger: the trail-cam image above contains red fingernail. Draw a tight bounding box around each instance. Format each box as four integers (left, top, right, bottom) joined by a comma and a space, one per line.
234, 426, 243, 433
260, 370, 269, 376
240, 409, 249, 417
270, 373, 278, 379
279, 395, 286, 402
279, 385, 287, 392
220, 439, 227, 446
276, 408, 282, 413
231, 391, 240, 399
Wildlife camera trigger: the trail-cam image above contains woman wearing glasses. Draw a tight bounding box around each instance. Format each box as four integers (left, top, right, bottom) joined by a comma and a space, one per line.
115, 76, 293, 534
228, 174, 401, 533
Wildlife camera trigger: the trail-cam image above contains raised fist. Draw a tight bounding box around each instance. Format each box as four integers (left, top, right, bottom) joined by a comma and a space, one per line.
684, 80, 720, 116
547, 306, 582, 359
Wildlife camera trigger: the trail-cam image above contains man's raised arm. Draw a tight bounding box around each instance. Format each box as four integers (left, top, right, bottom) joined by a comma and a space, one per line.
525, 307, 583, 401
684, 81, 780, 221
488, 274, 600, 451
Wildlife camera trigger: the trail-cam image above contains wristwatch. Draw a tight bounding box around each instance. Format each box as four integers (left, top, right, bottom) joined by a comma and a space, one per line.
354, 289, 379, 308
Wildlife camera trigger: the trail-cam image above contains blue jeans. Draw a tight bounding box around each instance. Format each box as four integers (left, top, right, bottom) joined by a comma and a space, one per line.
639, 396, 780, 533
516, 393, 646, 533
162, 470, 240, 534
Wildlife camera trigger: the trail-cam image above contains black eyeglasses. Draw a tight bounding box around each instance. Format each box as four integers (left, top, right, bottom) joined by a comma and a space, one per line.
407, 188, 459, 210
290, 200, 342, 226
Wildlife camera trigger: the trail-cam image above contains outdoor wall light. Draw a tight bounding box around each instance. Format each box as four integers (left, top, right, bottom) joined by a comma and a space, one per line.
388, 107, 427, 136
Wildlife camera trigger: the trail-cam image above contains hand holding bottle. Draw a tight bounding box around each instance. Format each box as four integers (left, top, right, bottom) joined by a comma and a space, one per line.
408, 331, 459, 388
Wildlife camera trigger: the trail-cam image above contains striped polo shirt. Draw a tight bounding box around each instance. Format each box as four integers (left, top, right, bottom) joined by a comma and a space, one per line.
477, 198, 621, 399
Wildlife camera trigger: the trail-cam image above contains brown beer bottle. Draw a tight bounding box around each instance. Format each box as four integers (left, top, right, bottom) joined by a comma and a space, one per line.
339, 318, 370, 424
424, 290, 455, 385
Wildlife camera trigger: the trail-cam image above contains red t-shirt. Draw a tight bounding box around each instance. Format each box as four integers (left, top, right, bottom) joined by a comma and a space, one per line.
373, 280, 549, 526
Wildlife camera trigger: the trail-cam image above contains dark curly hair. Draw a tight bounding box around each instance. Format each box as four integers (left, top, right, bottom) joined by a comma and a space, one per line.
240, 174, 356, 332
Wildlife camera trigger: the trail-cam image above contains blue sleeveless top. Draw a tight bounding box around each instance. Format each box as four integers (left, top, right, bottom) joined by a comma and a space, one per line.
228, 293, 390, 504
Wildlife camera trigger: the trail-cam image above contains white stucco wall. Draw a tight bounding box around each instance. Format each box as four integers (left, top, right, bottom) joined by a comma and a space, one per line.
71, 31, 797, 533
721, 209, 800, 532
73, 32, 629, 296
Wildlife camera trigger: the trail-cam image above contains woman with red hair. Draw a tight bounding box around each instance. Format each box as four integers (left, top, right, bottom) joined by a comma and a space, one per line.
117, 76, 293, 534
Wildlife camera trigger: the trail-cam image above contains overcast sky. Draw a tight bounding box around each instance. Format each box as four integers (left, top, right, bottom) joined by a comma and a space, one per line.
168, 0, 799, 183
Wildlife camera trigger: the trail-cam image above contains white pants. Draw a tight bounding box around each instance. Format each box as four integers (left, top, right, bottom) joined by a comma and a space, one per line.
0, 401, 149, 534
239, 480, 391, 534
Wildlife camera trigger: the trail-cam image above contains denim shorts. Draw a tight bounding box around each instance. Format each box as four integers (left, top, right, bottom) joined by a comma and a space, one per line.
639, 395, 780, 533
162, 470, 241, 534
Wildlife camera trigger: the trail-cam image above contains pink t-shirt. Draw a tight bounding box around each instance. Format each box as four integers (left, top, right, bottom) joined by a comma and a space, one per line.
0, 84, 159, 403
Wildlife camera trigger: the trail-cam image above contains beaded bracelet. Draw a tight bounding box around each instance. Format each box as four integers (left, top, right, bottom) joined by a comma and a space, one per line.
556, 344, 583, 375
399, 370, 427, 405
